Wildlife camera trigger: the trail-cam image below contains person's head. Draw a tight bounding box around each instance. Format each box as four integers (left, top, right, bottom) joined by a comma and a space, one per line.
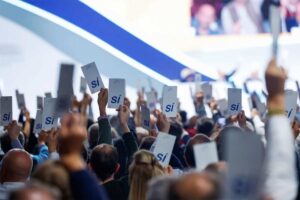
184, 134, 211, 167
0, 149, 32, 183
90, 144, 119, 183
146, 176, 177, 200
169, 121, 183, 142
168, 172, 220, 200
197, 118, 215, 137
195, 4, 216, 29
139, 136, 156, 150
129, 150, 164, 200
32, 160, 71, 200
87, 123, 99, 149
205, 161, 228, 175
9, 182, 60, 200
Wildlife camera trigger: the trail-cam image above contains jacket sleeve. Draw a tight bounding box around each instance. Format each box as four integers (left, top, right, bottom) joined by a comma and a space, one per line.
31, 144, 49, 165
97, 117, 112, 145
122, 131, 138, 165
70, 170, 108, 200
262, 115, 298, 200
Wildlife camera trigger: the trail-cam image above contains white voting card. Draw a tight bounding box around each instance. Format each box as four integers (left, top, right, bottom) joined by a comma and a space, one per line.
146, 91, 157, 112
56, 64, 74, 116
162, 86, 177, 117
42, 98, 58, 131
81, 62, 104, 93
152, 132, 176, 167
0, 96, 12, 126
37, 96, 43, 110
285, 90, 298, 122
16, 93, 26, 110
218, 98, 228, 117
224, 132, 264, 200
108, 79, 125, 108
194, 142, 218, 171
141, 105, 150, 130
33, 109, 43, 134
80, 77, 87, 93
228, 88, 242, 116
201, 83, 212, 103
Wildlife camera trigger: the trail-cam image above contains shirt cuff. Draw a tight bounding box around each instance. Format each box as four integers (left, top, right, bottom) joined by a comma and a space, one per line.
11, 139, 23, 149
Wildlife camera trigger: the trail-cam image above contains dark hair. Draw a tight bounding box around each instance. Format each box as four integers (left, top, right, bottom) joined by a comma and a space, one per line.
139, 136, 156, 150
87, 123, 99, 150
169, 122, 183, 142
196, 118, 215, 137
184, 134, 211, 167
90, 144, 119, 181
0, 133, 25, 154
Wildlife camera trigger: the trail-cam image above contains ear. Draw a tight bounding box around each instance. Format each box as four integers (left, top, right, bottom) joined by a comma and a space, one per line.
114, 163, 120, 174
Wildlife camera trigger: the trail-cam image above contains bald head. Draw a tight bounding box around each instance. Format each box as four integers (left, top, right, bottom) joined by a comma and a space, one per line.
1, 149, 33, 183
9, 184, 59, 200
169, 172, 219, 200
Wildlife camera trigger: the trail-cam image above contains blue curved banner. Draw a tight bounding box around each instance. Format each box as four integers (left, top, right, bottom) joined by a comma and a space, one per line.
22, 0, 213, 81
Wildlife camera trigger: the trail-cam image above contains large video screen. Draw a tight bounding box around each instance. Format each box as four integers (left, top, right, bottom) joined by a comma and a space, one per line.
190, 0, 300, 36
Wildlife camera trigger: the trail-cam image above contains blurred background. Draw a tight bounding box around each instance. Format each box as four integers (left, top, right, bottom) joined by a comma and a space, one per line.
0, 0, 300, 118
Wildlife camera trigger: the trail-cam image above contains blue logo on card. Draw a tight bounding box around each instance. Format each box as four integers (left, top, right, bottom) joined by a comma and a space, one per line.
286, 109, 293, 118
3, 113, 11, 121
45, 117, 55, 125
111, 95, 122, 104
91, 77, 100, 88
36, 123, 42, 129
230, 103, 240, 111
165, 103, 175, 112
157, 153, 168, 162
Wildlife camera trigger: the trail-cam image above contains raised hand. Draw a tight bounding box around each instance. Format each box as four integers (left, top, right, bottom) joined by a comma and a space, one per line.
118, 105, 130, 133
265, 59, 287, 112
156, 110, 170, 133
237, 110, 247, 128
58, 114, 87, 156
265, 59, 287, 98
97, 88, 108, 117
7, 120, 20, 140
38, 130, 48, 146
47, 128, 59, 153
58, 113, 87, 172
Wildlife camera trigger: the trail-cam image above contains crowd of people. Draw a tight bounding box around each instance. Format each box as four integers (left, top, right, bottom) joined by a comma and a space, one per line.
0, 58, 298, 200
191, 0, 300, 35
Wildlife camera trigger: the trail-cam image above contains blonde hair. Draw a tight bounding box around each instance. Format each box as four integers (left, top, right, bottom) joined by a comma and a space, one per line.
128, 150, 164, 200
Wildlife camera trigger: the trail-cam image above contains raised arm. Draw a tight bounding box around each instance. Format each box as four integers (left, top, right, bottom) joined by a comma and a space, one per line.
97, 88, 112, 145
59, 113, 108, 200
262, 59, 298, 200
118, 105, 138, 164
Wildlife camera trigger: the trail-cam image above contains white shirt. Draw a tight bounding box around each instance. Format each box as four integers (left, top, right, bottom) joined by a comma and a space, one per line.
262, 115, 298, 200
